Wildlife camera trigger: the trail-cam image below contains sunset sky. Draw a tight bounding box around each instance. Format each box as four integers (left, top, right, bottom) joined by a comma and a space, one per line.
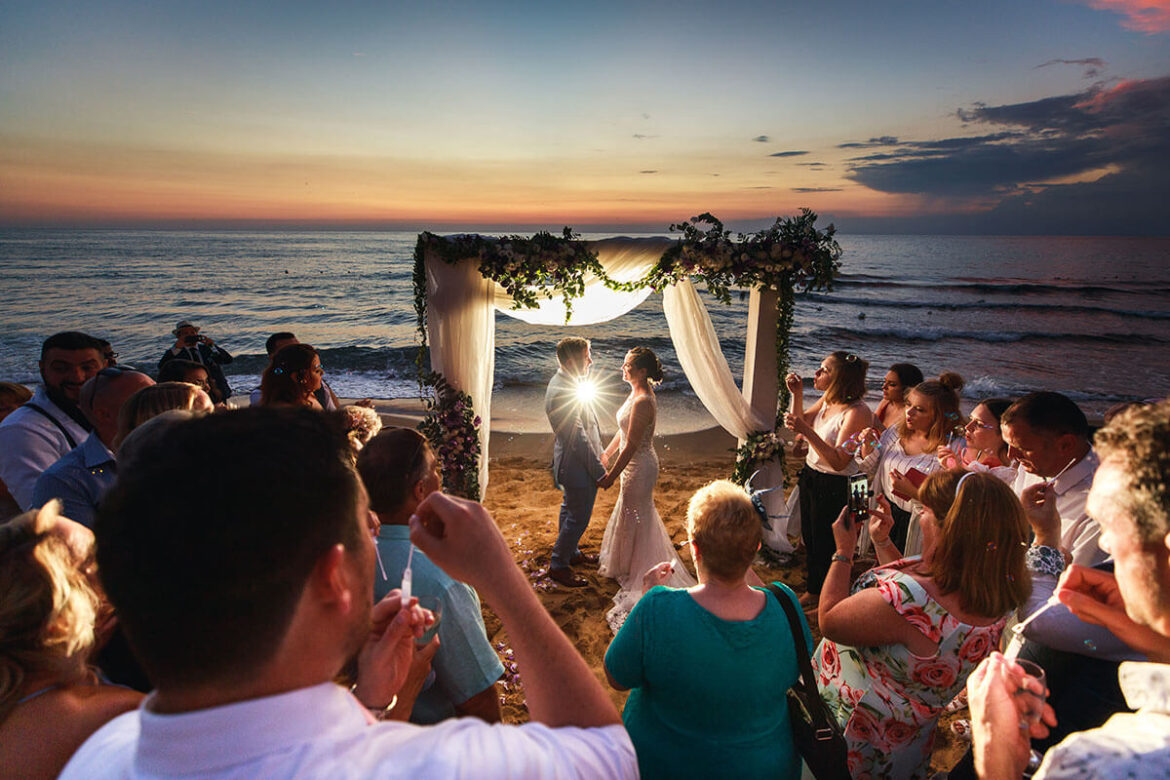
2, 0, 1169, 233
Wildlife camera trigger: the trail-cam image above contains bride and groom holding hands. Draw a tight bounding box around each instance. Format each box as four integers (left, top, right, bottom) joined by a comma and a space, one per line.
544, 337, 693, 629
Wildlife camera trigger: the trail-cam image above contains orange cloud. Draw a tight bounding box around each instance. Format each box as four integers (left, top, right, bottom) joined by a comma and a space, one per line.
1075, 0, 1170, 32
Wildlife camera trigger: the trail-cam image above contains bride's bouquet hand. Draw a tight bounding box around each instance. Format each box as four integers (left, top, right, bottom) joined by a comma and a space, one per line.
641, 561, 675, 593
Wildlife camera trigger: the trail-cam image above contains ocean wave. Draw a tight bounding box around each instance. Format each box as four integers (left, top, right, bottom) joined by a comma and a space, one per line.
813, 325, 1169, 346
832, 277, 1170, 296
797, 293, 1170, 320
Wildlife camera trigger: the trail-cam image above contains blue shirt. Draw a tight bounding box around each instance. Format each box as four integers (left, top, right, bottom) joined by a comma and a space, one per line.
374, 524, 504, 724
605, 583, 813, 780
32, 432, 116, 527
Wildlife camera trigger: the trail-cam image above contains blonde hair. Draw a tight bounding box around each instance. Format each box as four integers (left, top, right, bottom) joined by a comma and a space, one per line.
686, 480, 760, 581
1094, 399, 1170, 543
922, 471, 1031, 618
115, 382, 205, 449
898, 372, 965, 449
343, 405, 383, 451
822, 351, 868, 405
0, 503, 100, 723
0, 382, 33, 407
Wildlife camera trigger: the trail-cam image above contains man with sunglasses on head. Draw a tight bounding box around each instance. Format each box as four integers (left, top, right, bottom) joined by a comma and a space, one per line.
32, 367, 153, 527
0, 331, 106, 511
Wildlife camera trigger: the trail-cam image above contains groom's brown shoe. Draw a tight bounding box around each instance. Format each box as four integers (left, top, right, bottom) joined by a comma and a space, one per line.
571, 551, 599, 566
548, 566, 587, 588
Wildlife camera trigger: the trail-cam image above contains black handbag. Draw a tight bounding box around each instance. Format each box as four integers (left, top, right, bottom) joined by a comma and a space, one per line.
767, 584, 851, 780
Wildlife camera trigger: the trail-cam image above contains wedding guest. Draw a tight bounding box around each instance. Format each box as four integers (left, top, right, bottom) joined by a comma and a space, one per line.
61, 409, 633, 778
158, 320, 233, 401
1002, 391, 1106, 567
876, 363, 924, 431
31, 368, 154, 528
0, 503, 142, 779
856, 372, 965, 554
356, 427, 503, 724
259, 343, 325, 409
784, 351, 873, 608
0, 382, 34, 520
0, 332, 104, 511
249, 332, 343, 410
938, 398, 1017, 482
155, 359, 214, 399
968, 399, 1170, 779
113, 382, 214, 450
816, 470, 1029, 779
604, 480, 812, 779
95, 340, 118, 368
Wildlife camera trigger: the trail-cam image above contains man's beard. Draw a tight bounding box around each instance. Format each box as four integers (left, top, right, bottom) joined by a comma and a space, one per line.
42, 376, 93, 431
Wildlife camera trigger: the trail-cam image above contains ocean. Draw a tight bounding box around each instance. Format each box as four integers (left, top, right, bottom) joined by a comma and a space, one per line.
1, 230, 1168, 424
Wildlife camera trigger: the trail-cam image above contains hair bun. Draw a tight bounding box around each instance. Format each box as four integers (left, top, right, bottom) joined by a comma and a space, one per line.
938, 371, 965, 394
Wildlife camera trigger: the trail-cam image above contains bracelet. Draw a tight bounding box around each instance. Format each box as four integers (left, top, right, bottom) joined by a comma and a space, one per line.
831, 553, 852, 565
874, 538, 895, 548
1025, 544, 1066, 577
350, 684, 398, 721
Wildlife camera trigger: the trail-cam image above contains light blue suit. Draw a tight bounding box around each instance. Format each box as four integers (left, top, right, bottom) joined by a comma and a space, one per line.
545, 369, 605, 570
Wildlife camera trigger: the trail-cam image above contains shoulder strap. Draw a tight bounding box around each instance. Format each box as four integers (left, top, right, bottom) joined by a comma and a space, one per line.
767, 583, 818, 690
22, 403, 78, 448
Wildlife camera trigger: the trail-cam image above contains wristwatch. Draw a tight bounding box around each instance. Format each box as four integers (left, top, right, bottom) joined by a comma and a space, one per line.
831, 553, 852, 565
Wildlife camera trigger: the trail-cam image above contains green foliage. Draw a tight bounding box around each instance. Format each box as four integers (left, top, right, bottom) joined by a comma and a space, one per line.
417, 371, 482, 501
412, 211, 842, 494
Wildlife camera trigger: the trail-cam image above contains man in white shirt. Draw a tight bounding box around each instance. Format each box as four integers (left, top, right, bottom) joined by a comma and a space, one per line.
0, 331, 105, 510
969, 399, 1170, 779
1003, 391, 1106, 567
61, 408, 635, 779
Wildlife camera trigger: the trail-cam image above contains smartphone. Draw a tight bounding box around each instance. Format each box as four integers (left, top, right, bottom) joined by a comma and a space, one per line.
847, 473, 870, 526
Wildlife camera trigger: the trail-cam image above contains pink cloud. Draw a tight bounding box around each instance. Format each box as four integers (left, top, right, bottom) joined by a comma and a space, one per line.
1076, 0, 1170, 33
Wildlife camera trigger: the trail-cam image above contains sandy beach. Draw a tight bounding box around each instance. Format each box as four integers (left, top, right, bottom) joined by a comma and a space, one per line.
359, 398, 966, 772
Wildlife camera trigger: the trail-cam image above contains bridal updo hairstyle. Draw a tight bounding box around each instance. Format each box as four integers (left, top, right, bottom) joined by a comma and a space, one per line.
901, 371, 965, 448
823, 350, 869, 405
260, 343, 319, 407
686, 480, 760, 581
627, 347, 665, 386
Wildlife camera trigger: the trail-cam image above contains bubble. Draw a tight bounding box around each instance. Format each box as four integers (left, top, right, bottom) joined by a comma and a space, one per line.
1083, 639, 1097, 652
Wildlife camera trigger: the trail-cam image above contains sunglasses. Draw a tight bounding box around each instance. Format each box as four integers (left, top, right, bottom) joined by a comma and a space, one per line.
80, 366, 131, 411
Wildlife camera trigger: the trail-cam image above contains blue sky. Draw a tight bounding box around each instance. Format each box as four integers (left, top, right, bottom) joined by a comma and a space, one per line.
2, 0, 1168, 232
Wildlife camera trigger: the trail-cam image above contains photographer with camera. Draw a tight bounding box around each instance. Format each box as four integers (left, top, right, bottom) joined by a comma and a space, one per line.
158, 320, 233, 402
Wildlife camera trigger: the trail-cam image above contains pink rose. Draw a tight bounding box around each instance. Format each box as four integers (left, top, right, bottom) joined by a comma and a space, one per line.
884, 718, 918, 747
911, 657, 959, 690
819, 641, 841, 679
848, 705, 882, 746
958, 630, 994, 664
900, 605, 939, 641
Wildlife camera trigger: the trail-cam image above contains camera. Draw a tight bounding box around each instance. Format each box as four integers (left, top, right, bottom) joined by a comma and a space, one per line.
185, 335, 201, 345
847, 473, 871, 527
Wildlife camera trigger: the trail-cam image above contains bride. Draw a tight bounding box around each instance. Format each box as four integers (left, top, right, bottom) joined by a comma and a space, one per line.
598, 347, 695, 632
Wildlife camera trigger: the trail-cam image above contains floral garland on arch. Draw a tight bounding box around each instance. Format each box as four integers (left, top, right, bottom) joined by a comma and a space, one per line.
412, 210, 841, 491
417, 371, 482, 501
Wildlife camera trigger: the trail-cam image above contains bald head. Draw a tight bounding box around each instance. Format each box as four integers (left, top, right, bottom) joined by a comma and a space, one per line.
81, 369, 155, 446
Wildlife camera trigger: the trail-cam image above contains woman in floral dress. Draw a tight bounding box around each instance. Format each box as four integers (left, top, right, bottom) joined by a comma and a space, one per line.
813, 470, 1031, 779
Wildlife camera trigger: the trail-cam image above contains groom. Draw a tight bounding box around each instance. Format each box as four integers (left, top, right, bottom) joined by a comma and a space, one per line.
545, 337, 607, 588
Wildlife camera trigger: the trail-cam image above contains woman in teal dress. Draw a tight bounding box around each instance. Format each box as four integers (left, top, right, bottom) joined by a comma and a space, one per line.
604, 480, 812, 779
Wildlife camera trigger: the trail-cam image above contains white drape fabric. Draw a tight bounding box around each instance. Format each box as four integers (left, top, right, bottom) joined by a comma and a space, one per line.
662, 280, 772, 440
424, 237, 774, 495
424, 255, 497, 494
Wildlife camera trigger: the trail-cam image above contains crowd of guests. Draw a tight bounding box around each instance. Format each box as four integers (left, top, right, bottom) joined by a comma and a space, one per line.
1, 327, 1168, 779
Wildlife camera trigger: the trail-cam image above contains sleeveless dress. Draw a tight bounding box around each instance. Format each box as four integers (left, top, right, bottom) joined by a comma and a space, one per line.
598, 393, 696, 632
812, 562, 1007, 779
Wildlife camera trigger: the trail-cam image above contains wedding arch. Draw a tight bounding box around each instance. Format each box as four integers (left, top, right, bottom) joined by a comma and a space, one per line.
412, 211, 841, 501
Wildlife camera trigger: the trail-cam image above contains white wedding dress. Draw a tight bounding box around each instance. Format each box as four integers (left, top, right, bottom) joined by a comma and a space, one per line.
598, 393, 696, 632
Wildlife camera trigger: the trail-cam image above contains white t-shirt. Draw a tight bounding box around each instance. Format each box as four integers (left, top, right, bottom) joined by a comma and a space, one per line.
61, 682, 637, 779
